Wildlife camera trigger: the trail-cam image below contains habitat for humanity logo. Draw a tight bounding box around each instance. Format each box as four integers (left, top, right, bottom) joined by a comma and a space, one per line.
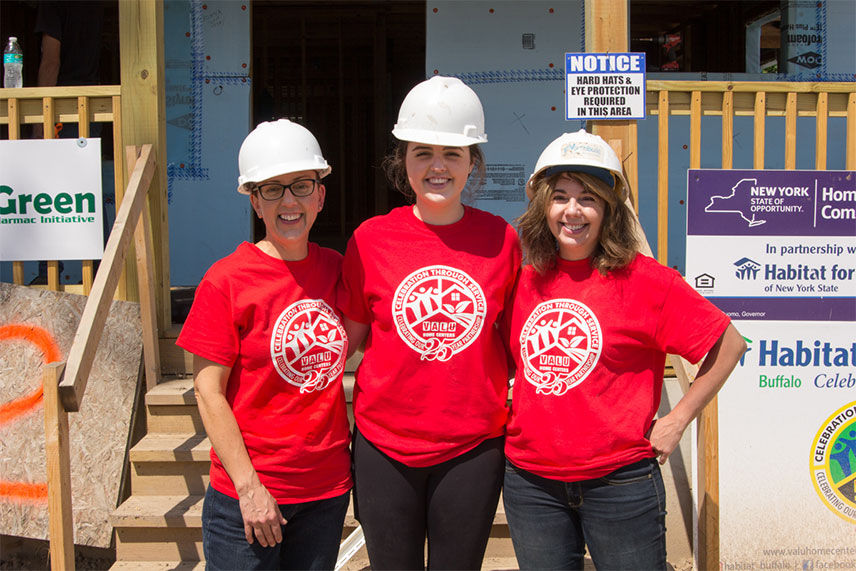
810, 401, 856, 524
734, 257, 761, 280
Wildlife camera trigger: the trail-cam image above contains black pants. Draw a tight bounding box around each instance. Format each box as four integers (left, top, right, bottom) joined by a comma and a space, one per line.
352, 430, 504, 570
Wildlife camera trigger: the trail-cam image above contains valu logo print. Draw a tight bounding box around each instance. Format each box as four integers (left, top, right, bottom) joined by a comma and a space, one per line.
392, 265, 487, 361
520, 299, 602, 396
270, 300, 347, 393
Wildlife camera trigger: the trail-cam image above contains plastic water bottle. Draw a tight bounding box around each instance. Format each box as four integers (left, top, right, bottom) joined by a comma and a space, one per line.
4, 36, 23, 88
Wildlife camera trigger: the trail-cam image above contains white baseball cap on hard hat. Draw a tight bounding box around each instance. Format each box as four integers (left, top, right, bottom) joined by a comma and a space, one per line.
392, 75, 488, 147
236, 119, 331, 195
526, 130, 628, 200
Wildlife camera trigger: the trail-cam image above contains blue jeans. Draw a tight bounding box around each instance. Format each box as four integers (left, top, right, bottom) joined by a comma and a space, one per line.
503, 458, 667, 570
202, 485, 350, 570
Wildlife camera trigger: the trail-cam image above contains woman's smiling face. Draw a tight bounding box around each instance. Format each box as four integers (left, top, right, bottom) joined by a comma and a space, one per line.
405, 143, 473, 210
250, 169, 324, 259
546, 174, 605, 261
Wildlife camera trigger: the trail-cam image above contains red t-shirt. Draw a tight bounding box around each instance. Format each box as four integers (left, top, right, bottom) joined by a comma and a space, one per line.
176, 242, 352, 503
338, 206, 521, 467
505, 254, 730, 482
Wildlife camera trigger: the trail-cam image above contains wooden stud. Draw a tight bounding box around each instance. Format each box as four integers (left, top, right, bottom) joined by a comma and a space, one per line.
119, 0, 169, 328
690, 86, 718, 569
78, 96, 95, 295
41, 97, 62, 292
585, 0, 636, 213
43, 361, 75, 571
112, 95, 128, 301
690, 91, 702, 169
12, 263, 25, 285
47, 261, 60, 291
127, 146, 162, 393
754, 92, 766, 169
626, 120, 639, 210
722, 91, 734, 170
7, 97, 20, 139
847, 93, 856, 170
815, 93, 828, 170
657, 91, 669, 265
585, 0, 627, 53
8, 98, 25, 285
785, 92, 797, 169
698, 396, 720, 571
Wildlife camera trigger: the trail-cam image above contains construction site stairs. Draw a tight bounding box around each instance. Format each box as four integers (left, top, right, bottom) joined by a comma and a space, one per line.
110, 336, 516, 570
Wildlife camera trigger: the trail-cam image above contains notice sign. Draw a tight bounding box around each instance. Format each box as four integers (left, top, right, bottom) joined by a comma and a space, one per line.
686, 169, 856, 569
565, 52, 646, 120
0, 139, 103, 261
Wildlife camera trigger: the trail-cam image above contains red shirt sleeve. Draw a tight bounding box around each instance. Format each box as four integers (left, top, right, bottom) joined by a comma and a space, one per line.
176, 279, 239, 367
337, 234, 371, 324
653, 270, 731, 364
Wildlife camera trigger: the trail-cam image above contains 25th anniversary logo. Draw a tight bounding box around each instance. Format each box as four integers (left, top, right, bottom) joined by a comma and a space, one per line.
810, 401, 856, 524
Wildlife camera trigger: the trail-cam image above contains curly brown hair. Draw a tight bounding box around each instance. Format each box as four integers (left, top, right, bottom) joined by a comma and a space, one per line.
516, 171, 638, 275
382, 141, 486, 204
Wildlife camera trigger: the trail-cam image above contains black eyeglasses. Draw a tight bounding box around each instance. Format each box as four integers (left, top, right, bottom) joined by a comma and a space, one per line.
253, 178, 319, 200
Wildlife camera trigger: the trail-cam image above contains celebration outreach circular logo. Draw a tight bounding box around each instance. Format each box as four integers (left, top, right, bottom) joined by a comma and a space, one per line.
392, 265, 486, 362
270, 299, 347, 393
520, 299, 602, 396
810, 400, 856, 524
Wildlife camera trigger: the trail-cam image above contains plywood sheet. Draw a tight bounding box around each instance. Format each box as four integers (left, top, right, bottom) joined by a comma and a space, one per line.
0, 282, 141, 547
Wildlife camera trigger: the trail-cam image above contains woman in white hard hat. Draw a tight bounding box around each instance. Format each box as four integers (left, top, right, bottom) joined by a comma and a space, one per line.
176, 120, 352, 570
338, 76, 521, 569
501, 130, 746, 570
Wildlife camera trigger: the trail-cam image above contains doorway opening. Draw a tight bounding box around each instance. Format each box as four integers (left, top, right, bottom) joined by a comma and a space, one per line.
251, 1, 426, 252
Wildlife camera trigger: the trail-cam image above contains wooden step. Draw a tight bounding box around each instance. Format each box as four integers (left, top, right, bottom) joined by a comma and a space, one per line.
129, 433, 210, 495
115, 526, 203, 562
144, 379, 202, 434
131, 433, 210, 462
112, 495, 204, 528
111, 560, 205, 570
481, 556, 521, 571
112, 495, 204, 562
146, 377, 196, 405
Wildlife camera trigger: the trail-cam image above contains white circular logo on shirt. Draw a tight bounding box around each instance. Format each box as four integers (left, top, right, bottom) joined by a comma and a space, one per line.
520, 299, 602, 396
392, 265, 487, 361
270, 300, 347, 393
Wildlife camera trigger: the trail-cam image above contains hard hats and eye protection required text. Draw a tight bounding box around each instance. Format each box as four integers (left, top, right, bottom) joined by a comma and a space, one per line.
565, 52, 646, 121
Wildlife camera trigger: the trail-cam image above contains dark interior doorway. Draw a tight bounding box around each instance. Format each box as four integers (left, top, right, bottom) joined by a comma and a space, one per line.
630, 0, 780, 73
250, 1, 426, 252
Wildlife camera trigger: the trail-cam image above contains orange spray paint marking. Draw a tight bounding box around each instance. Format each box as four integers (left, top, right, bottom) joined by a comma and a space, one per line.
0, 480, 48, 504
0, 323, 63, 503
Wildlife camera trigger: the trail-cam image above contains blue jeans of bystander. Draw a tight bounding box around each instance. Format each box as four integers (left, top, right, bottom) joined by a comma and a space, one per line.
201, 485, 349, 571
503, 457, 667, 570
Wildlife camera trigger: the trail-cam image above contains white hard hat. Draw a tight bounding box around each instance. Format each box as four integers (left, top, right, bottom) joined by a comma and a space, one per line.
526, 130, 628, 200
236, 119, 331, 194
392, 76, 488, 147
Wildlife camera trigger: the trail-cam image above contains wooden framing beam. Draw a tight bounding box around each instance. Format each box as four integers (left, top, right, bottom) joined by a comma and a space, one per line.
585, 0, 637, 211
119, 0, 170, 331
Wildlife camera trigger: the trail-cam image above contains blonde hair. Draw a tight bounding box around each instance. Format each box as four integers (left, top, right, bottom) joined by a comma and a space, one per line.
516, 171, 638, 274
